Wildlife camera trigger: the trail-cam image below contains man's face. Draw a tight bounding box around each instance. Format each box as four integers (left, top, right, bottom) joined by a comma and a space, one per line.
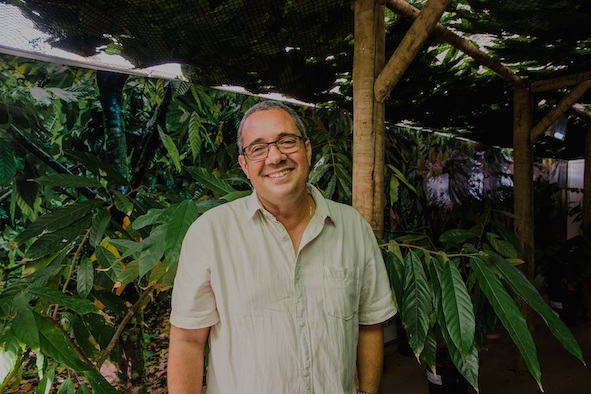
238, 108, 312, 205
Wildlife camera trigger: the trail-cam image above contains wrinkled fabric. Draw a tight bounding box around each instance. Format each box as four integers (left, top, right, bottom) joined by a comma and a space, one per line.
171, 185, 396, 393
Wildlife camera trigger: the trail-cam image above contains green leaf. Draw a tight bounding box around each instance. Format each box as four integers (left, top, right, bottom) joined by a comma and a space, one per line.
389, 176, 400, 204
0, 328, 21, 385
28, 288, 99, 315
309, 160, 330, 184
25, 214, 93, 259
0, 141, 17, 186
165, 200, 200, 265
77, 258, 95, 299
35, 364, 55, 394
470, 256, 542, 390
158, 125, 181, 172
132, 208, 166, 230
487, 251, 585, 364
12, 292, 40, 350
441, 258, 475, 359
111, 189, 133, 216
188, 111, 203, 161
186, 166, 237, 195
33, 174, 104, 189
383, 251, 404, 310
387, 164, 416, 192
485, 232, 518, 258
138, 225, 166, 279
57, 377, 75, 394
65, 151, 129, 186
221, 190, 252, 202
118, 259, 140, 285
15, 199, 103, 246
90, 208, 112, 247
77, 384, 93, 394
400, 250, 432, 359
439, 229, 479, 245
81, 369, 120, 394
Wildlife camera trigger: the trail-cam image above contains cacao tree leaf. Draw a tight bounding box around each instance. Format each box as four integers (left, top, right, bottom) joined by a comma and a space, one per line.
118, 259, 139, 285
439, 229, 479, 245
470, 256, 542, 390
34, 174, 104, 189
12, 292, 40, 350
0, 141, 16, 186
35, 364, 55, 394
186, 166, 236, 195
65, 151, 129, 186
15, 199, 103, 246
111, 189, 133, 216
25, 214, 93, 259
81, 368, 119, 394
28, 288, 99, 315
57, 377, 75, 394
138, 225, 166, 279
221, 190, 251, 202
90, 208, 111, 247
188, 111, 203, 161
441, 258, 475, 360
400, 250, 432, 359
486, 251, 585, 364
158, 125, 181, 172
132, 208, 165, 230
0, 328, 21, 385
76, 258, 94, 299
485, 232, 518, 258
164, 200, 199, 265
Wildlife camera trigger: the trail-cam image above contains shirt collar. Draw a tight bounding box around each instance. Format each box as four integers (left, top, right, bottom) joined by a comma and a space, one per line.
244, 184, 334, 224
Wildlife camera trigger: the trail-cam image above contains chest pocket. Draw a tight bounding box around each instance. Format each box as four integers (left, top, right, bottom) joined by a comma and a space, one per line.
323, 267, 360, 320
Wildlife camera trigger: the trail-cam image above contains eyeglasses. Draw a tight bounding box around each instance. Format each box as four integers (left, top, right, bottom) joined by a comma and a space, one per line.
241, 134, 306, 161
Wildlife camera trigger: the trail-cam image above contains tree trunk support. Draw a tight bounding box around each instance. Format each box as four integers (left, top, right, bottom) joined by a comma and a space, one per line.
530, 80, 591, 143
352, 0, 386, 236
386, 0, 524, 88
374, 0, 452, 103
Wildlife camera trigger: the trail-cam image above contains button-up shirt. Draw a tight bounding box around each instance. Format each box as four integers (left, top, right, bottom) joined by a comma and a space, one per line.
171, 185, 396, 393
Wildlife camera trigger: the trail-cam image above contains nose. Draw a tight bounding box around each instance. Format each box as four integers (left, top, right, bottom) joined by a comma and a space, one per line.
265, 143, 285, 164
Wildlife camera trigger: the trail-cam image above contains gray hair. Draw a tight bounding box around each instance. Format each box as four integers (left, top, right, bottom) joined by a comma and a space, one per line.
237, 100, 308, 153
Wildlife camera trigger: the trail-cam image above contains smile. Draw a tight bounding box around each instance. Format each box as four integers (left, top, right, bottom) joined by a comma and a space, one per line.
268, 169, 291, 178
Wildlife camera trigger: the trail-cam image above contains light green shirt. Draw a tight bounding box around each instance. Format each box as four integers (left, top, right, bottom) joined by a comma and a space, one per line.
171, 185, 396, 393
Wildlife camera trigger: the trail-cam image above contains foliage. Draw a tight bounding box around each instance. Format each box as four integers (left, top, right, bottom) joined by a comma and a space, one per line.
0, 54, 357, 392
383, 207, 585, 392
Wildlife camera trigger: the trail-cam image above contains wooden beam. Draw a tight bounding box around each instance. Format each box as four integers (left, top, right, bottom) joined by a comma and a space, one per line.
352, 0, 386, 236
386, 0, 524, 88
530, 70, 591, 93
530, 80, 591, 143
374, 0, 452, 103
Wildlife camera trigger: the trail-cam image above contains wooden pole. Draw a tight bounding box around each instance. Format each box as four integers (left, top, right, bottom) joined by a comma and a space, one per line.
352, 0, 386, 236
374, 0, 452, 103
530, 70, 591, 93
386, 0, 523, 88
513, 85, 535, 373
530, 80, 591, 143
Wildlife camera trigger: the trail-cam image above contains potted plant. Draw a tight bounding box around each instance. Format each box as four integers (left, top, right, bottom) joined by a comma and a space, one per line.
382, 212, 586, 393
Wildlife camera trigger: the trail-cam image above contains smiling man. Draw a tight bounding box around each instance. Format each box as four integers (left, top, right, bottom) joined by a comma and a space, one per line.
167, 101, 396, 394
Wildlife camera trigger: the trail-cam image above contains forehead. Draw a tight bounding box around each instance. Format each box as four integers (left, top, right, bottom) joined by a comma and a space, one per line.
242, 108, 300, 142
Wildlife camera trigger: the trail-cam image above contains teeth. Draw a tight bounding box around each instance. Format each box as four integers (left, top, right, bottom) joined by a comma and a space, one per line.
269, 169, 290, 178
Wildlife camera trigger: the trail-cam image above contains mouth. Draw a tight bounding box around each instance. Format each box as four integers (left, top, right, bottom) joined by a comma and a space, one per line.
267, 169, 292, 179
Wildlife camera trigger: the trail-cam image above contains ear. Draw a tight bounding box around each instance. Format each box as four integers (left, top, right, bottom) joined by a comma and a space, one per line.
238, 154, 250, 179
305, 139, 312, 166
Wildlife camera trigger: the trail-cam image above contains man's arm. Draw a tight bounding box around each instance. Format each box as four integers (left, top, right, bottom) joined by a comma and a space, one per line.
356, 323, 384, 394
168, 324, 210, 394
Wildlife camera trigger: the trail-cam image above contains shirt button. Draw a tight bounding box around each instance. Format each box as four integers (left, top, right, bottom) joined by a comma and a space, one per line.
299, 320, 305, 327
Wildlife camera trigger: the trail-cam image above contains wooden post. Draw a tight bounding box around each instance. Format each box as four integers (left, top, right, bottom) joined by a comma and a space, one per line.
513, 86, 535, 372
352, 0, 386, 236
374, 0, 452, 103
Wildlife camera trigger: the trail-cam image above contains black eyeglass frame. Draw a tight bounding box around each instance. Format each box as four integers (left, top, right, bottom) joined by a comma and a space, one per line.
240, 134, 307, 161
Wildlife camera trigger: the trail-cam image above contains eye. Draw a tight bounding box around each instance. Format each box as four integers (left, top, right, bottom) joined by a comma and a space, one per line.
278, 136, 298, 146
248, 144, 266, 155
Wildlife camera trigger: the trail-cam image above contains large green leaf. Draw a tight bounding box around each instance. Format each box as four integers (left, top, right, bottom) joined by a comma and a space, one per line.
485, 232, 518, 258
470, 256, 543, 390
132, 208, 166, 230
486, 251, 585, 364
12, 292, 40, 349
65, 151, 129, 186
0, 328, 21, 386
0, 141, 17, 186
34, 174, 104, 189
441, 258, 475, 359
15, 199, 103, 246
138, 224, 167, 279
28, 288, 99, 315
90, 208, 112, 247
111, 189, 134, 216
164, 200, 199, 265
158, 125, 181, 172
35, 364, 55, 394
400, 250, 432, 359
383, 251, 404, 310
25, 213, 93, 259
439, 229, 479, 246
188, 111, 204, 161
186, 166, 237, 195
